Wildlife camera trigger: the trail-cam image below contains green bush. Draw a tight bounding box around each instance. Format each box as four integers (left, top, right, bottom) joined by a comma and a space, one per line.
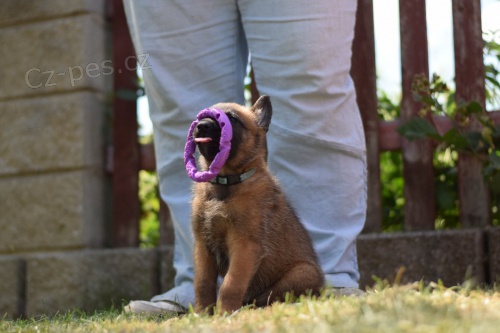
138, 134, 160, 248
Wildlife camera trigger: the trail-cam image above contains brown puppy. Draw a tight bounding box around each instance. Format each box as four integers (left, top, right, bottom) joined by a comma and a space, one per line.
191, 95, 324, 314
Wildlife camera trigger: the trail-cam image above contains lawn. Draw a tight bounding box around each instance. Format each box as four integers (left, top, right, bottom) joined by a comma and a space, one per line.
3, 283, 500, 333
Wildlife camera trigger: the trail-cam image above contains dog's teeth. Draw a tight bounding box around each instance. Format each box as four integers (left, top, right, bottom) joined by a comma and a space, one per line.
195, 137, 213, 143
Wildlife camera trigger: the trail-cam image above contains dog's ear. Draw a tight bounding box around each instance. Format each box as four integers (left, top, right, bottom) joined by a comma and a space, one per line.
251, 95, 272, 131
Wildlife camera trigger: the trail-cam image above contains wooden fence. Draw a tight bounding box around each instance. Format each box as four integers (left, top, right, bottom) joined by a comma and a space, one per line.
109, 0, 498, 247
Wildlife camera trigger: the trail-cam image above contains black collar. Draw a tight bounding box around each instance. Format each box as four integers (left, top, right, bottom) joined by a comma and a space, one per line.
210, 169, 256, 185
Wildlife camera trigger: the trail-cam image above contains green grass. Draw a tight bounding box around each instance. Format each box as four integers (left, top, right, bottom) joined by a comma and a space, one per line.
3, 283, 500, 333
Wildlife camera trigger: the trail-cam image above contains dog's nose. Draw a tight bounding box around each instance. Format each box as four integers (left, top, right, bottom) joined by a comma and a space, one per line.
196, 118, 218, 131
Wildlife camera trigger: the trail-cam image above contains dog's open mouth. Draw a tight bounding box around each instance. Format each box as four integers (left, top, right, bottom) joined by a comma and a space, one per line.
193, 117, 221, 161
194, 118, 220, 144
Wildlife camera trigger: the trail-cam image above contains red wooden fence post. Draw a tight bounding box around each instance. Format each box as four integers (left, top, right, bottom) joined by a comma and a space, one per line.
112, 0, 140, 247
399, 0, 436, 230
351, 0, 382, 233
452, 0, 491, 227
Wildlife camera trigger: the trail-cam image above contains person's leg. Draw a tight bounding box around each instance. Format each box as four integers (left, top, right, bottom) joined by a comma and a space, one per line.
123, 0, 248, 309
238, 0, 366, 288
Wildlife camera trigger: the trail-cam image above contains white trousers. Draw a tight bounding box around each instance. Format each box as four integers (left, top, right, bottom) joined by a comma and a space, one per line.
124, 0, 366, 308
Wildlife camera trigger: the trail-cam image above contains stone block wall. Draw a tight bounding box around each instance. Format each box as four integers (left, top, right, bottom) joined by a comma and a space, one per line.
0, 1, 107, 253
0, 0, 178, 319
0, 0, 171, 319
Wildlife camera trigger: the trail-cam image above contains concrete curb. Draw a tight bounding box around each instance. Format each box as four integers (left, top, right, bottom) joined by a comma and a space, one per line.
1, 246, 174, 318
357, 229, 486, 288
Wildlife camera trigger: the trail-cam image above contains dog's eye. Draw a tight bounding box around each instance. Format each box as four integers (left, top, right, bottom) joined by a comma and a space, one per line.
227, 114, 238, 124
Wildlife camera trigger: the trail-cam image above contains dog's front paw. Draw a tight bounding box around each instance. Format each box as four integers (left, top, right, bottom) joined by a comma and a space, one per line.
194, 301, 216, 315
216, 295, 243, 315
216, 303, 239, 315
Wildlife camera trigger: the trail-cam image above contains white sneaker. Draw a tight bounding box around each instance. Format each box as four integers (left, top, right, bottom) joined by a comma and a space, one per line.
124, 300, 187, 315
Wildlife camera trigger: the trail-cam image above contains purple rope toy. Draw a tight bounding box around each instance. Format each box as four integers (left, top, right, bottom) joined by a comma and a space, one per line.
184, 107, 232, 182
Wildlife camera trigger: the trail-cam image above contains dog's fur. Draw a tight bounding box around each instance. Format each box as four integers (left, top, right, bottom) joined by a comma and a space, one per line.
191, 95, 324, 314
